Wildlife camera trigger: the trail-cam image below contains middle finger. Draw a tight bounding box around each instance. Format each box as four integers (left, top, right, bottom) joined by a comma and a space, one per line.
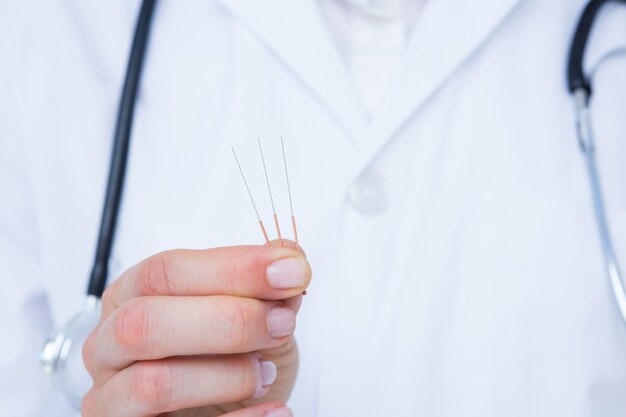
92, 295, 296, 371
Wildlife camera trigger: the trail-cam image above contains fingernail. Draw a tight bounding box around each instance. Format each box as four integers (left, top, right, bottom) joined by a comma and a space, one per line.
267, 257, 308, 289
254, 360, 277, 398
265, 407, 294, 417
260, 360, 277, 386
267, 306, 296, 338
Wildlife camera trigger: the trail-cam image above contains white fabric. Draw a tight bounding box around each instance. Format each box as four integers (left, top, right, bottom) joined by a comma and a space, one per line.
319, 0, 426, 115
1, 1, 626, 416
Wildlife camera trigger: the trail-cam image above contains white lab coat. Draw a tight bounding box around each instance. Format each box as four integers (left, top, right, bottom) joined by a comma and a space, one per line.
1, 0, 626, 416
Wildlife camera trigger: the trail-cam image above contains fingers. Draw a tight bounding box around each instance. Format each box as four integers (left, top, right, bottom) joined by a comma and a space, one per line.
265, 238, 302, 255
83, 355, 280, 417
283, 294, 303, 314
101, 244, 311, 318
90, 296, 296, 371
84, 244, 307, 417
220, 403, 294, 417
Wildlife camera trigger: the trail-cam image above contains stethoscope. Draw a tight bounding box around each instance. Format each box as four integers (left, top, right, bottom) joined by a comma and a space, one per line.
39, 0, 626, 410
567, 0, 626, 323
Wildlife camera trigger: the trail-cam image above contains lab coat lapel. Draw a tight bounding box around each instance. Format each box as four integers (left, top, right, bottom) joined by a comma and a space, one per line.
360, 0, 523, 173
215, 0, 368, 144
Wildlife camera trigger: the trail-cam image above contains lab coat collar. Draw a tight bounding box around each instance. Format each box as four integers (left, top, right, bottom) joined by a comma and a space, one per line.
216, 0, 523, 179
359, 0, 524, 175
215, 0, 369, 145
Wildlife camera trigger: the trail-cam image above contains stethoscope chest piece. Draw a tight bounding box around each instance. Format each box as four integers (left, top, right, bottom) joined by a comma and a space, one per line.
40, 296, 100, 409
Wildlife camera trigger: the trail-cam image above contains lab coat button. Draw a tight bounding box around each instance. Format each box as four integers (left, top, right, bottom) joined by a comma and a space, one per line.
347, 171, 388, 215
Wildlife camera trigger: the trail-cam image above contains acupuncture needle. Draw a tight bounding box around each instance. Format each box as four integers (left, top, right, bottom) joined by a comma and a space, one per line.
281, 136, 300, 252
257, 138, 284, 247
231, 146, 270, 244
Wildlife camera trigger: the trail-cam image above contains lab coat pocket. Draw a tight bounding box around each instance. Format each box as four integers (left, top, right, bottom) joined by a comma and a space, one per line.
463, 189, 626, 417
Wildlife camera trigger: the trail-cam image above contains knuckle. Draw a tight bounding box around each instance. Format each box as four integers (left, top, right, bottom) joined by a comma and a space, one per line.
82, 331, 97, 376
230, 356, 259, 398
128, 361, 175, 412
226, 258, 246, 292
113, 299, 153, 356
138, 252, 175, 296
226, 299, 252, 348
81, 389, 95, 417
101, 283, 120, 314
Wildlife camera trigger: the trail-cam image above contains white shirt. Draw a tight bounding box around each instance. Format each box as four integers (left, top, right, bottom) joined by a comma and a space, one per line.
1, 1, 626, 416
319, 0, 427, 115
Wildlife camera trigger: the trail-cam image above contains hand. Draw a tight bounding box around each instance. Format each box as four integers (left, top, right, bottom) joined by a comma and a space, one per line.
81, 242, 311, 417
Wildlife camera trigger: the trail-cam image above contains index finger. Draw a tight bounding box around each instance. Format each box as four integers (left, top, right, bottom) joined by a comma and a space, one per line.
102, 245, 311, 317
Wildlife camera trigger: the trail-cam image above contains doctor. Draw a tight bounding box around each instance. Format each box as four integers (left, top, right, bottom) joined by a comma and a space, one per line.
1, 0, 626, 416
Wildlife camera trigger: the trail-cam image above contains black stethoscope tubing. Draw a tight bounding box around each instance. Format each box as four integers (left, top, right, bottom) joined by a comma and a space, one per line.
87, 0, 158, 298
567, 0, 626, 95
